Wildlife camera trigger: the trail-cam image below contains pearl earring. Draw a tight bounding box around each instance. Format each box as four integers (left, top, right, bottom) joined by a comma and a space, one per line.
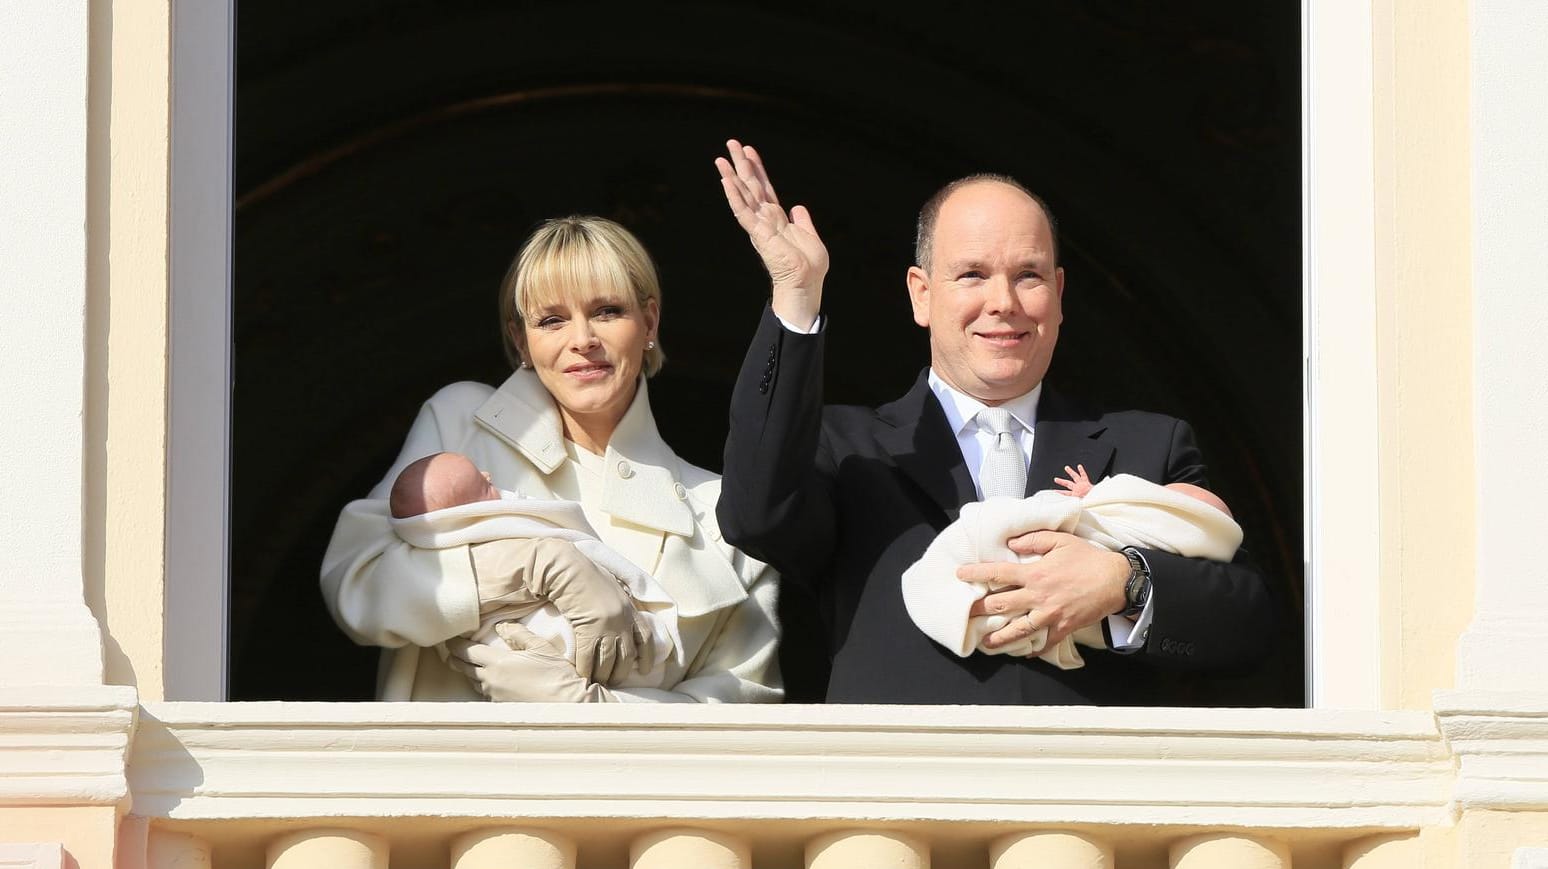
646, 340, 656, 350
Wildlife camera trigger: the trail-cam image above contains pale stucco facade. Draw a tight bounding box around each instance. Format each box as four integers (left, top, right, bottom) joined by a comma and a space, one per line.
4, 0, 1548, 866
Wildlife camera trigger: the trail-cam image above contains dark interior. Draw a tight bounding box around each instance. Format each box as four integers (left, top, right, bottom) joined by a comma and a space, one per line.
231, 0, 1304, 705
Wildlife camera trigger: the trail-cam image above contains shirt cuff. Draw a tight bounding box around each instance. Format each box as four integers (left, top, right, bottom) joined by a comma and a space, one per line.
1106, 596, 1154, 652
774, 311, 823, 334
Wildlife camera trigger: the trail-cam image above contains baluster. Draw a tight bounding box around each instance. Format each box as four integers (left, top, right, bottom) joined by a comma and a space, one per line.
806, 830, 929, 869
991, 831, 1111, 869
1170, 833, 1290, 869
267, 829, 387, 869
631, 828, 750, 869
452, 827, 575, 869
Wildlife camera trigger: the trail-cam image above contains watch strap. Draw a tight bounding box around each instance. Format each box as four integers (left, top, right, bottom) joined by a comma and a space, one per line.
1119, 546, 1152, 619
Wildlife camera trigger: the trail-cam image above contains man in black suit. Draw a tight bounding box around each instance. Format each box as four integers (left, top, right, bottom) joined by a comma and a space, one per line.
713, 140, 1277, 705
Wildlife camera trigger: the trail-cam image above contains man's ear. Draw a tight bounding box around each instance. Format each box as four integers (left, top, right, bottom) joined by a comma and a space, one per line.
1055, 266, 1066, 299
906, 266, 931, 328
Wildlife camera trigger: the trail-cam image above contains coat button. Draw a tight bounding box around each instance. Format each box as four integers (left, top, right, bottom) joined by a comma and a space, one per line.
673, 482, 687, 500
616, 460, 635, 479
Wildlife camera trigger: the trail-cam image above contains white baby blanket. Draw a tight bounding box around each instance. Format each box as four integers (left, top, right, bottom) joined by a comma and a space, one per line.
390, 493, 683, 688
901, 474, 1243, 670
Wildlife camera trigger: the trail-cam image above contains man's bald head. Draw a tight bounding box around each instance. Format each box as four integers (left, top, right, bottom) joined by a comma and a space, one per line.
915, 174, 1059, 272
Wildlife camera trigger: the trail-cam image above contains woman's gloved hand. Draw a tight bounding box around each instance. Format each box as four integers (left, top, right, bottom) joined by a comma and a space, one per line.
445, 624, 616, 703
470, 537, 650, 684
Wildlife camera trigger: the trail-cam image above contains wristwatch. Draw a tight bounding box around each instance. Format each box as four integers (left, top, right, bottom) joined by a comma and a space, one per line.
1118, 546, 1152, 619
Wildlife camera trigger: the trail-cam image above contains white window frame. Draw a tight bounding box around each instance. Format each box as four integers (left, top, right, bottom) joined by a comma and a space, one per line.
164, 0, 1384, 709
1300, 0, 1381, 708
164, 0, 234, 701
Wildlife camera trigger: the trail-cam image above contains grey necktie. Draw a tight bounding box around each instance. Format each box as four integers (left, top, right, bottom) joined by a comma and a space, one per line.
977, 407, 1028, 500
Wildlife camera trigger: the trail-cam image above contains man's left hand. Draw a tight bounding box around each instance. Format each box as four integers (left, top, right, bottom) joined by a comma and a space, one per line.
445, 626, 616, 703
958, 530, 1131, 651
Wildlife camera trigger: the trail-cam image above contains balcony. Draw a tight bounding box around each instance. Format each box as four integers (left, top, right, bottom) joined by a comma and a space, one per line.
121, 702, 1457, 868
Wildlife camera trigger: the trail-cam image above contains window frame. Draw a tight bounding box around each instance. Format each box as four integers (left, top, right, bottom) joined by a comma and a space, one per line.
164, 0, 1382, 709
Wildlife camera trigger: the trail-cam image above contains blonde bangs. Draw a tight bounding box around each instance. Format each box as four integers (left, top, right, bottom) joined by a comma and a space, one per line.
498, 216, 666, 376
514, 238, 641, 322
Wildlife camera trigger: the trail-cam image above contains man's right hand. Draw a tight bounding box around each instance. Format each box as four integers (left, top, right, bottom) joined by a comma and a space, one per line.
715, 139, 830, 329
469, 538, 647, 684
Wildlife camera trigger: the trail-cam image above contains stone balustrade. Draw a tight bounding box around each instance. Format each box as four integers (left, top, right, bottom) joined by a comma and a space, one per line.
107, 701, 1470, 868
139, 823, 1425, 869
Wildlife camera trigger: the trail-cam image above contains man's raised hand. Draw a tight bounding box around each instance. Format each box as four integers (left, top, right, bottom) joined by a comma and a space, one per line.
715, 139, 829, 329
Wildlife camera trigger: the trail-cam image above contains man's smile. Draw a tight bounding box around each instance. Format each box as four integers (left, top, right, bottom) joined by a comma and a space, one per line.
972, 329, 1031, 348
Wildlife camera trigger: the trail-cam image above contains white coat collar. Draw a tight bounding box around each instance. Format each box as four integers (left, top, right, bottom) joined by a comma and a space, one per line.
473, 370, 695, 538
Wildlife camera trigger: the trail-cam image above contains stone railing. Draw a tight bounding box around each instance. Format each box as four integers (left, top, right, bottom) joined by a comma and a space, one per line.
118, 702, 1461, 868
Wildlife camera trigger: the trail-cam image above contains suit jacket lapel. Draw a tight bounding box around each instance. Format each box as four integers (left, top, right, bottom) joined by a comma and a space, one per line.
1027, 386, 1114, 495
877, 370, 978, 520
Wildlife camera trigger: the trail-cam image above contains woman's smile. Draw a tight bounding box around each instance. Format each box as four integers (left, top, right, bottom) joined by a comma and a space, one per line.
564, 360, 614, 381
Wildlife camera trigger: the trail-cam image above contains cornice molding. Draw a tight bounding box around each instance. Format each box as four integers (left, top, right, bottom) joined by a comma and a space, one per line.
0, 686, 138, 807
1435, 690, 1548, 811
130, 703, 1451, 829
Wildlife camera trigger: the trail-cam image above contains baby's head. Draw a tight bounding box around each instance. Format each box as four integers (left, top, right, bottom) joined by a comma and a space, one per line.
390, 452, 501, 518
1165, 482, 1233, 518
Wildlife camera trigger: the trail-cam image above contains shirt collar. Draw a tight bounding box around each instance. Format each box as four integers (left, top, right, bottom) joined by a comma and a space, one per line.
926, 369, 1042, 436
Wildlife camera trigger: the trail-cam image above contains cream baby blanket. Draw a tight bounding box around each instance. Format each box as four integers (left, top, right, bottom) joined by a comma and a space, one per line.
901, 474, 1242, 670
390, 493, 683, 688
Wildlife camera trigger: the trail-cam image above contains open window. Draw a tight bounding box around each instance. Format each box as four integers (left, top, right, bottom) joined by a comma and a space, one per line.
168, 0, 1380, 709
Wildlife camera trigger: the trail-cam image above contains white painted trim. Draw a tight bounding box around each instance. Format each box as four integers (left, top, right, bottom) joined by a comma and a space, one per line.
1302, 0, 1383, 709
0, 687, 138, 807
1435, 690, 1548, 812
1458, 0, 1548, 694
164, 0, 234, 701
0, 0, 106, 687
128, 703, 1450, 828
0, 844, 66, 869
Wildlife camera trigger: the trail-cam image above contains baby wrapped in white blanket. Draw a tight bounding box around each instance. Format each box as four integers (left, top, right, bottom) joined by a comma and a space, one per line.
388, 452, 682, 688
901, 471, 1242, 670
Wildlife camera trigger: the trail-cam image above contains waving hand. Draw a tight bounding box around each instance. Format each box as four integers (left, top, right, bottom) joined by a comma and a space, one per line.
715, 139, 829, 329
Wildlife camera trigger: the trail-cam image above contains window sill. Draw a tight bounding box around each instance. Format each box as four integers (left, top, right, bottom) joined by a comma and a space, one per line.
125, 701, 1452, 828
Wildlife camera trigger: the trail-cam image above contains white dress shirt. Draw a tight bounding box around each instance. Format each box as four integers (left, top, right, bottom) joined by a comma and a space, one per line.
926, 370, 1039, 499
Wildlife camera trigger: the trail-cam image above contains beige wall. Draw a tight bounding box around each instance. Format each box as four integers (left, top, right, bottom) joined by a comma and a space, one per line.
0, 807, 119, 869
1460, 811, 1548, 869
1371, 0, 1475, 710
83, 0, 171, 700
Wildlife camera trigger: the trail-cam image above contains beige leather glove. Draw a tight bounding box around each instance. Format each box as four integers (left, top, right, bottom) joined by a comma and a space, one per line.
470, 537, 648, 684
445, 625, 615, 703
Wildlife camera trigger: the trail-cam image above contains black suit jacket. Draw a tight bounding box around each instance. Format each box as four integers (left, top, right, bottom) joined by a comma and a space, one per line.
719, 306, 1278, 705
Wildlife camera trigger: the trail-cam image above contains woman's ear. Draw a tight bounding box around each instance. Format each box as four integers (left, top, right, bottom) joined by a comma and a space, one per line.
642, 296, 661, 341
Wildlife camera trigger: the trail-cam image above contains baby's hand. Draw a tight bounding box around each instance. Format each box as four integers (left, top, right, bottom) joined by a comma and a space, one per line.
1052, 463, 1094, 497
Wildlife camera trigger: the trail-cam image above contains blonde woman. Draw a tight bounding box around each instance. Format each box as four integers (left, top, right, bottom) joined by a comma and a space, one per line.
322, 216, 781, 703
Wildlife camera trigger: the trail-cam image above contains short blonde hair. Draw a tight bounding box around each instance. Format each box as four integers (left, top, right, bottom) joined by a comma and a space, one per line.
498, 216, 665, 376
